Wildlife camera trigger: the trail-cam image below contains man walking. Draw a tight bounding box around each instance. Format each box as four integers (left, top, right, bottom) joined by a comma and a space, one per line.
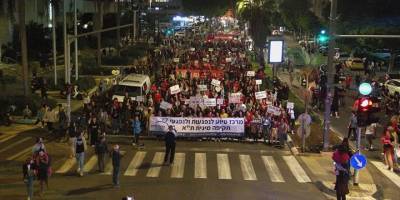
95, 137, 108, 172
347, 112, 357, 141
111, 144, 121, 188
74, 132, 87, 177
164, 125, 177, 166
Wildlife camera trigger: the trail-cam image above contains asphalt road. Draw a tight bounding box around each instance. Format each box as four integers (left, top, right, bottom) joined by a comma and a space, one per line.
0, 131, 326, 200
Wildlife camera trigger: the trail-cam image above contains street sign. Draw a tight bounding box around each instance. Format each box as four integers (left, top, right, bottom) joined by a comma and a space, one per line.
350, 153, 367, 170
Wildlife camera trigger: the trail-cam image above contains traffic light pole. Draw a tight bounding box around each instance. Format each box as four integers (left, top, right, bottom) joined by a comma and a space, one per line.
323, 0, 338, 151
353, 126, 362, 186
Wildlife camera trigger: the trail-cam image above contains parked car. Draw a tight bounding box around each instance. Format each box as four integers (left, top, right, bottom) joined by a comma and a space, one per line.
384, 79, 400, 96
345, 57, 364, 70
174, 31, 186, 38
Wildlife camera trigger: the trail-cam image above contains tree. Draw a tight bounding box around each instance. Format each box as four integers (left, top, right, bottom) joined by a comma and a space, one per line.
236, 0, 277, 49
18, 0, 29, 96
280, 0, 322, 38
183, 0, 233, 17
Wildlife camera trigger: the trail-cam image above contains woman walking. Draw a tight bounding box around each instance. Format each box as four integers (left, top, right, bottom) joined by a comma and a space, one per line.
35, 151, 49, 197
332, 144, 350, 200
22, 157, 36, 200
381, 127, 395, 171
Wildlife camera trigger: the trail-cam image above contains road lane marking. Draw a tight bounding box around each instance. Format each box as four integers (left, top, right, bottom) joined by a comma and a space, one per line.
6, 146, 32, 160
0, 134, 17, 143
239, 154, 257, 181
283, 156, 311, 183
171, 153, 185, 178
217, 153, 232, 180
83, 155, 98, 172
194, 153, 207, 178
262, 156, 285, 182
146, 152, 165, 177
56, 158, 76, 173
101, 151, 125, 175
0, 137, 31, 153
124, 151, 146, 176
371, 161, 400, 188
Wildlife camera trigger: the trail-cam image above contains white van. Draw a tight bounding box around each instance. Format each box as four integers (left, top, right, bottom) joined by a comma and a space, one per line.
112, 74, 151, 102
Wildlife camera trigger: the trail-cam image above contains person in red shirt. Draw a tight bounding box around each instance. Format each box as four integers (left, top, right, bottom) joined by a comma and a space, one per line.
244, 111, 253, 139
153, 90, 162, 104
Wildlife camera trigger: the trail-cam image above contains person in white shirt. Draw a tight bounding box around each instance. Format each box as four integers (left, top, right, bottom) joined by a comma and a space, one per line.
365, 123, 378, 150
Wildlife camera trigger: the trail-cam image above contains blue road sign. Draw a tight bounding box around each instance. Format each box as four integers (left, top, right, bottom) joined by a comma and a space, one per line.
350, 153, 367, 170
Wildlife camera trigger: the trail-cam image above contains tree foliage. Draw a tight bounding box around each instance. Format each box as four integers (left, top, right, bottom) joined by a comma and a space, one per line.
236, 0, 278, 48
279, 0, 320, 34
182, 0, 233, 17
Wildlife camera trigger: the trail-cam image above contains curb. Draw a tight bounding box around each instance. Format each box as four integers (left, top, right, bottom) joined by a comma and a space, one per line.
317, 181, 377, 200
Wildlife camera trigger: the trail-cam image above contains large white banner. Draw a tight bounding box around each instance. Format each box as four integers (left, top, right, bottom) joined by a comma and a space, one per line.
150, 117, 245, 137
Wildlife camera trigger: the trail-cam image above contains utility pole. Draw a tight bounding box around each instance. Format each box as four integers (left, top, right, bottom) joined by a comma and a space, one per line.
18, 0, 29, 96
74, 0, 78, 80
323, 0, 337, 151
63, 0, 68, 84
51, 1, 57, 86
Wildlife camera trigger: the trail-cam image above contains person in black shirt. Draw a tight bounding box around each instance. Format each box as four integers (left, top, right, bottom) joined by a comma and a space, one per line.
88, 116, 100, 147
95, 137, 108, 172
111, 145, 121, 187
163, 125, 177, 165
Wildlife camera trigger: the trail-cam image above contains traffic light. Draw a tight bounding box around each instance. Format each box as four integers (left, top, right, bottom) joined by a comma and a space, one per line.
354, 82, 379, 126
357, 97, 372, 112
317, 29, 329, 43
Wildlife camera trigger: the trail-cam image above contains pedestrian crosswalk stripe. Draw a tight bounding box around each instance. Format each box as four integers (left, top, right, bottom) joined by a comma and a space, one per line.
239, 154, 257, 181
56, 158, 76, 173
217, 154, 232, 180
0, 134, 17, 143
124, 151, 146, 176
262, 156, 285, 182
0, 137, 31, 154
146, 152, 165, 177
102, 151, 125, 175
283, 156, 311, 183
194, 153, 207, 179
6, 146, 32, 161
83, 155, 98, 172
171, 153, 185, 178
371, 161, 400, 188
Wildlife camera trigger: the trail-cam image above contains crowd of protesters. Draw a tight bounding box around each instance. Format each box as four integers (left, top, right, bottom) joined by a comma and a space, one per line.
69, 33, 297, 149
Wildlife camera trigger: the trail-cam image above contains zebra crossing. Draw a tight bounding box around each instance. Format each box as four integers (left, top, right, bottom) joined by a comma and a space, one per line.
53, 151, 312, 183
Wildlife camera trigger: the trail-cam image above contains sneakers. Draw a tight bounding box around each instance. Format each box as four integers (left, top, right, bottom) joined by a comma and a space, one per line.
76, 168, 81, 173
132, 143, 137, 146
80, 171, 84, 177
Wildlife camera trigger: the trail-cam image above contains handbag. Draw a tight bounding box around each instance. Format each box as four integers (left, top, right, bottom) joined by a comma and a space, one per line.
396, 148, 400, 158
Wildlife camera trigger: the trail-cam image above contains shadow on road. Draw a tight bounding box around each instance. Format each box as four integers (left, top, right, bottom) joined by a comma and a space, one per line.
66, 184, 111, 195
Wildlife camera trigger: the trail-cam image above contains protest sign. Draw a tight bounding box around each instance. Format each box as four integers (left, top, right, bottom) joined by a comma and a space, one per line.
267, 105, 281, 116
160, 101, 173, 110
287, 102, 294, 109
217, 98, 224, 105
149, 117, 245, 137
173, 58, 180, 63
203, 98, 216, 107
170, 85, 181, 95
136, 96, 143, 102
246, 71, 255, 77
211, 79, 221, 87
256, 79, 262, 85
255, 91, 267, 100
198, 84, 208, 91
229, 93, 242, 104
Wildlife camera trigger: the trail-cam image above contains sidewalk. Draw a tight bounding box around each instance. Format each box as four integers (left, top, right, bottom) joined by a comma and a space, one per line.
301, 152, 377, 200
